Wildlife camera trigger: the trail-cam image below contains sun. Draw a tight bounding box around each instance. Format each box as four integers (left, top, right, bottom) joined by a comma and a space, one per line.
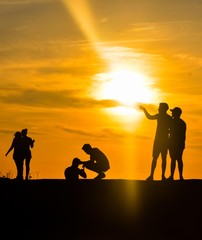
92, 69, 158, 114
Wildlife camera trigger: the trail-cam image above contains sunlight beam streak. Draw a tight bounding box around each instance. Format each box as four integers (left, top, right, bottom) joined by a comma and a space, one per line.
62, 0, 100, 49
62, 0, 159, 123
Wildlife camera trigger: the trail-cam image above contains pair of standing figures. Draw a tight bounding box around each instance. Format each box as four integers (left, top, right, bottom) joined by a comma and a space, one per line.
139, 103, 186, 181
5, 128, 35, 180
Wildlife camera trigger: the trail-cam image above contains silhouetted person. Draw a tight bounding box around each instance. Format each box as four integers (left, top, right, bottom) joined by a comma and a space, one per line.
168, 107, 186, 181
139, 103, 172, 181
5, 131, 24, 180
64, 158, 87, 180
21, 128, 35, 180
81, 143, 110, 179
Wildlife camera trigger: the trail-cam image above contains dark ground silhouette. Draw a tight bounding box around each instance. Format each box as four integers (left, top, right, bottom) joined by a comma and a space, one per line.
1, 178, 202, 240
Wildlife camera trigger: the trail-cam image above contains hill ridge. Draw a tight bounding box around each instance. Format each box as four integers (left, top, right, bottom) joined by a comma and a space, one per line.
1, 178, 202, 239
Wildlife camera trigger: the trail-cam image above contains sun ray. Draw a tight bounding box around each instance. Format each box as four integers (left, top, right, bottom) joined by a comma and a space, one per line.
62, 0, 99, 49
62, 1, 159, 120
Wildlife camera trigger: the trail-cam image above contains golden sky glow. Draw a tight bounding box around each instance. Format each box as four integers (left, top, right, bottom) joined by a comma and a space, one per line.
0, 0, 202, 180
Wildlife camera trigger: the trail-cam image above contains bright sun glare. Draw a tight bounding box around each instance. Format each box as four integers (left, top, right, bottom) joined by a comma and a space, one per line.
63, 0, 157, 117
62, 1, 158, 119
100, 70, 154, 105
93, 69, 157, 117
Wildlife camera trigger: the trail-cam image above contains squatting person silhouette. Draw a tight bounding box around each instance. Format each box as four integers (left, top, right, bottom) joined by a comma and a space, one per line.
139, 103, 172, 181
81, 143, 110, 179
168, 107, 186, 181
64, 158, 87, 180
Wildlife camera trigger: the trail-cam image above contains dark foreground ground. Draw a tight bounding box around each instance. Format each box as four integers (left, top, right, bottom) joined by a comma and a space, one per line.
1, 178, 202, 240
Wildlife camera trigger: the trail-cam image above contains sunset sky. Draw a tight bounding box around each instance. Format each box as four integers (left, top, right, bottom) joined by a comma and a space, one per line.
0, 0, 202, 180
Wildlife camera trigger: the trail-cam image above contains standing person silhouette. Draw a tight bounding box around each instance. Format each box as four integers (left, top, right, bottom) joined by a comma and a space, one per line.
81, 143, 110, 179
168, 107, 186, 181
21, 128, 35, 180
5, 131, 24, 180
139, 103, 172, 181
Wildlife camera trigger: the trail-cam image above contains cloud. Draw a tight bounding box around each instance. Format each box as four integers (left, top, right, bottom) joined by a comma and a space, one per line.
59, 127, 93, 137
0, 0, 82, 50
36, 63, 98, 76
99, 17, 108, 23
0, 88, 121, 109
60, 126, 152, 141
0, 128, 15, 134
58, 126, 127, 139
0, 0, 53, 5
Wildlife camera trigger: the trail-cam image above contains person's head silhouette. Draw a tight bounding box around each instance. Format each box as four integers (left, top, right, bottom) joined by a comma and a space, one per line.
14, 131, 21, 138
82, 143, 92, 154
72, 158, 82, 167
158, 102, 169, 113
21, 128, 28, 136
170, 107, 182, 118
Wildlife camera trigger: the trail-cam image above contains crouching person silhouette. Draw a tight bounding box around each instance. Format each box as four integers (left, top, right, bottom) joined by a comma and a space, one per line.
64, 158, 87, 180
81, 143, 110, 180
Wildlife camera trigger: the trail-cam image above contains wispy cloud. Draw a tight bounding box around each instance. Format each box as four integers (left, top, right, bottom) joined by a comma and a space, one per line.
58, 126, 130, 139
0, 88, 121, 109
0, 0, 52, 5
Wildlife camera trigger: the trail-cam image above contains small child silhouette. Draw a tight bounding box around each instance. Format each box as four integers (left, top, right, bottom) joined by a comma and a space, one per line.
64, 158, 87, 180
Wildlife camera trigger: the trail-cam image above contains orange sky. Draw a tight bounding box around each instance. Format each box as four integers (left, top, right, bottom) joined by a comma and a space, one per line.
0, 0, 202, 180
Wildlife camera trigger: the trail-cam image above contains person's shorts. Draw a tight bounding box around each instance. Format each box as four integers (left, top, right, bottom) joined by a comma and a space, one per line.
169, 147, 184, 159
152, 140, 168, 158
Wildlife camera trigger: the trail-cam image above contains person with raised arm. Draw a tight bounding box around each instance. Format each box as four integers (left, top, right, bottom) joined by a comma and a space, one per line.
139, 103, 172, 181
